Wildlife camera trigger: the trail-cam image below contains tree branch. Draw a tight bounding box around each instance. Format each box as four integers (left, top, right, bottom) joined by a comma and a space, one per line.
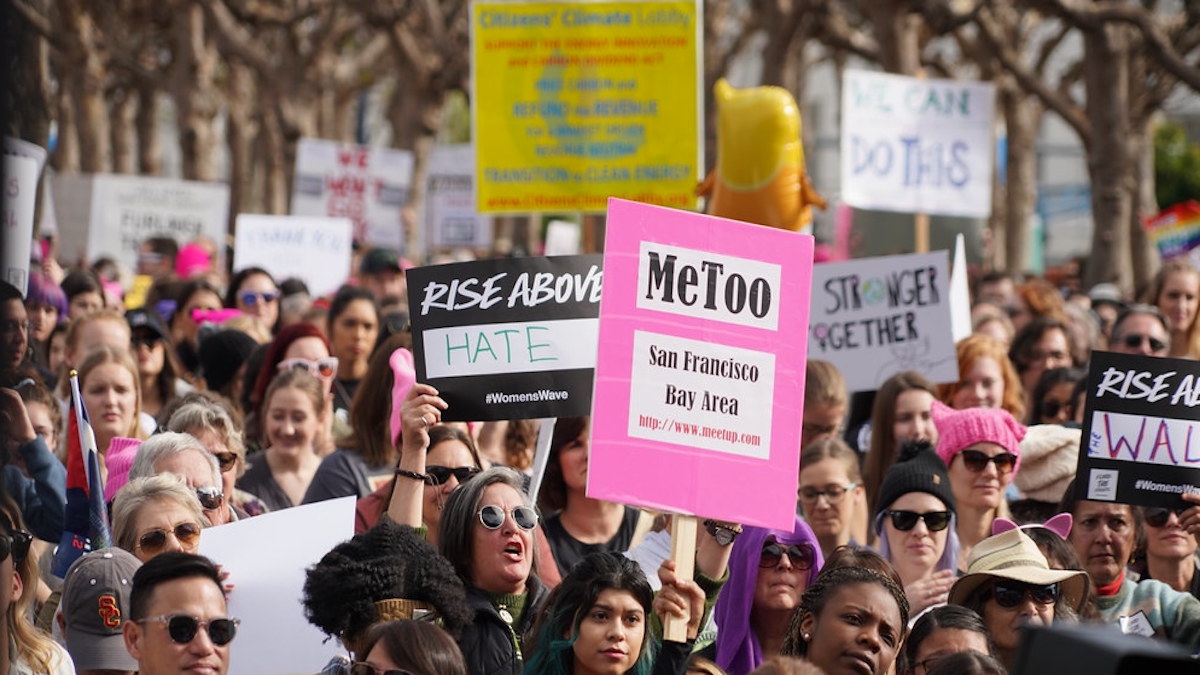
8, 0, 66, 50
198, 0, 274, 75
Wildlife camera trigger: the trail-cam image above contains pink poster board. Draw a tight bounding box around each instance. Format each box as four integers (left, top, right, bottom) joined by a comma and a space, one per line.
588, 199, 814, 530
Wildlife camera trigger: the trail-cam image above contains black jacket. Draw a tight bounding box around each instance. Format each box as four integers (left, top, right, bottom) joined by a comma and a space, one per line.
459, 575, 549, 675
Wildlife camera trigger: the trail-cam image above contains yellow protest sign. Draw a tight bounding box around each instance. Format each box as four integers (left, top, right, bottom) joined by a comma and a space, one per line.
472, 1, 700, 213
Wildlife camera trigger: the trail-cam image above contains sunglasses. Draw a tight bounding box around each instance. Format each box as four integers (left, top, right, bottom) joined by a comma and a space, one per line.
277, 357, 339, 380
195, 486, 224, 510
238, 290, 279, 306
958, 449, 1017, 474
1038, 399, 1071, 420
425, 465, 480, 486
350, 664, 413, 675
1145, 506, 1188, 528
0, 530, 33, 564
213, 452, 238, 473
478, 504, 538, 531
1118, 333, 1167, 353
131, 335, 163, 349
136, 522, 202, 554
987, 580, 1058, 608
137, 614, 240, 646
759, 542, 815, 570
886, 510, 952, 532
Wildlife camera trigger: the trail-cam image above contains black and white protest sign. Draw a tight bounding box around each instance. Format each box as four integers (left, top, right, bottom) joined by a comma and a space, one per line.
1078, 351, 1200, 508
406, 255, 602, 420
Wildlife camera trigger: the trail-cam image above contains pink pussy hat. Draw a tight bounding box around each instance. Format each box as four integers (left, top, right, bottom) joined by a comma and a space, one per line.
932, 400, 1026, 473
389, 348, 417, 447
175, 243, 212, 278
103, 437, 143, 503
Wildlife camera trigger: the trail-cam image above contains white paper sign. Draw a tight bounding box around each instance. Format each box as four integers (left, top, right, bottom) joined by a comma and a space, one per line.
292, 138, 413, 251
841, 70, 995, 218
809, 251, 957, 391
544, 220, 582, 256
233, 215, 353, 296
2, 154, 38, 294
424, 144, 491, 251
199, 497, 356, 675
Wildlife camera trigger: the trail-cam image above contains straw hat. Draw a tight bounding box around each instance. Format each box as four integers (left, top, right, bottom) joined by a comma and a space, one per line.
948, 529, 1087, 613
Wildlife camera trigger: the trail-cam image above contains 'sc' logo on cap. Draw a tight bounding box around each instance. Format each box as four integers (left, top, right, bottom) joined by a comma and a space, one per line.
98, 595, 121, 627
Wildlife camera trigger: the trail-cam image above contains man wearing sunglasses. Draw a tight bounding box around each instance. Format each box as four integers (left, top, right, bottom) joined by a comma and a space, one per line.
123, 552, 238, 675
1107, 304, 1170, 357
129, 432, 235, 526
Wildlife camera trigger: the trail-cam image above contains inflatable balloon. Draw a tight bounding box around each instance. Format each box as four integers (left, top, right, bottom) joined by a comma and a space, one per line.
698, 78, 826, 231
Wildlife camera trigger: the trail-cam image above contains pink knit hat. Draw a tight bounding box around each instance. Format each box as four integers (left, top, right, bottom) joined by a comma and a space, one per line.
932, 401, 1026, 473
103, 437, 143, 503
175, 243, 212, 279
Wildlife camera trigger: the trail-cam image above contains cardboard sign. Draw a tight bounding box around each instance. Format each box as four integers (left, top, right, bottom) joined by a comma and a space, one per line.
406, 255, 602, 420
588, 198, 813, 530
51, 173, 230, 277
472, 1, 701, 213
233, 215, 353, 296
424, 144, 492, 251
841, 70, 995, 218
1144, 201, 1200, 262
2, 153, 38, 294
292, 138, 413, 250
1077, 351, 1200, 508
808, 252, 957, 392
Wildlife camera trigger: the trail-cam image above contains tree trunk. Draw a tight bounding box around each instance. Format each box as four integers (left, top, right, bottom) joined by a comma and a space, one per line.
63, 1, 110, 173
52, 82, 79, 173
869, 1, 921, 75
1003, 90, 1041, 274
110, 88, 137, 174
225, 63, 260, 219
9, 12, 52, 147
1129, 115, 1159, 291
261, 108, 289, 215
136, 85, 161, 175
387, 75, 445, 254
173, 4, 219, 181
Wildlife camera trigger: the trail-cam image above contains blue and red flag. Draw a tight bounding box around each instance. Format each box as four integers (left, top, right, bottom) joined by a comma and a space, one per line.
51, 371, 113, 578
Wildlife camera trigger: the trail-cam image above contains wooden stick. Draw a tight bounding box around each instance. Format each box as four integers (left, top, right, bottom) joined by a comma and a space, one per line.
915, 211, 930, 253
662, 514, 697, 642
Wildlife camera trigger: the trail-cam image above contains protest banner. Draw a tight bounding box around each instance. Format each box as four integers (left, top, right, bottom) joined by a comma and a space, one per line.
2, 153, 38, 294
1143, 201, 1200, 262
1077, 351, 1200, 509
588, 198, 813, 530
808, 251, 957, 392
199, 496, 355, 675
841, 70, 995, 218
472, 0, 701, 213
233, 215, 353, 297
424, 144, 492, 251
406, 255, 603, 421
292, 137, 413, 250
51, 173, 229, 277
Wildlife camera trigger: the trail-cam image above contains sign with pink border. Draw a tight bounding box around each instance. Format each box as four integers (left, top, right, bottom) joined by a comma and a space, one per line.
588, 198, 814, 529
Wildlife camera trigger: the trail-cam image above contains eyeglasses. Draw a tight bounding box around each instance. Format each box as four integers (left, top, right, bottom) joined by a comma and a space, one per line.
135, 522, 202, 554
1118, 333, 1167, 353
0, 530, 33, 564
885, 510, 952, 532
425, 465, 480, 486
350, 663, 413, 675
0, 319, 31, 336
137, 614, 240, 646
802, 422, 841, 438
1145, 506, 1188, 528
759, 542, 815, 570
195, 486, 224, 510
131, 335, 163, 349
213, 452, 238, 473
478, 504, 538, 531
238, 290, 279, 306
1039, 399, 1071, 420
277, 357, 339, 380
798, 483, 858, 504
958, 449, 1017, 475
986, 580, 1058, 608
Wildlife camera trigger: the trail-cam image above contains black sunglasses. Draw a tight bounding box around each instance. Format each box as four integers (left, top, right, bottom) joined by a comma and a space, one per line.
136, 522, 202, 554
195, 486, 224, 510
213, 452, 238, 473
0, 530, 33, 564
886, 510, 952, 532
1119, 333, 1167, 353
425, 465, 480, 486
131, 335, 163, 349
759, 542, 815, 570
1145, 506, 1188, 528
1038, 399, 1071, 420
350, 663, 413, 675
958, 449, 1017, 474
138, 614, 239, 646
987, 580, 1058, 608
478, 505, 538, 531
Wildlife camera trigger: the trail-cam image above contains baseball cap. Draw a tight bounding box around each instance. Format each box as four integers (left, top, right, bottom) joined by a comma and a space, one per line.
360, 248, 402, 276
125, 308, 168, 340
61, 548, 142, 671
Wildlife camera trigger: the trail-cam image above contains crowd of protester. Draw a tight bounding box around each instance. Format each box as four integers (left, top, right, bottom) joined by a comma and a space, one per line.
1, 238, 1200, 675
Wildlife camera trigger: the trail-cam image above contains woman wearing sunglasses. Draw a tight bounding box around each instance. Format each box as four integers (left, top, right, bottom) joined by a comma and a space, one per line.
711, 517, 824, 674
864, 372, 939, 522
1027, 367, 1085, 426
873, 442, 959, 620
932, 403, 1025, 571
237, 369, 327, 511
1135, 504, 1200, 599
225, 266, 281, 335
948, 528, 1086, 671
381, 418, 483, 547
112, 474, 208, 563
165, 392, 268, 519
352, 620, 467, 675
0, 495, 73, 674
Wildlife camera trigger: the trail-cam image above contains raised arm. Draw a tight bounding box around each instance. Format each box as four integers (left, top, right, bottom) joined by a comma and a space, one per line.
385, 383, 448, 528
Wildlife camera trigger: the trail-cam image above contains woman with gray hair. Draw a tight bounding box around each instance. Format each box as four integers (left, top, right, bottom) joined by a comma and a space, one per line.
164, 391, 269, 517
127, 431, 230, 525
111, 473, 208, 563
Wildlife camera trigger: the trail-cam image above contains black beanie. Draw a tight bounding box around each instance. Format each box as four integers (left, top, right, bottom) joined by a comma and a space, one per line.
197, 329, 258, 393
874, 440, 957, 520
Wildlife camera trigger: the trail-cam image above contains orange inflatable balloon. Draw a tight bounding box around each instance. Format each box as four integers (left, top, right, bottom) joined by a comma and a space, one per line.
699, 79, 826, 231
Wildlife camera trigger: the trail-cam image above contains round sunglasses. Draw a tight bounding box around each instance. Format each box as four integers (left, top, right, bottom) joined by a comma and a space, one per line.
885, 510, 952, 532
759, 542, 815, 570
238, 290, 279, 306
0, 530, 32, 564
478, 504, 538, 531
425, 465, 480, 486
986, 580, 1058, 608
137, 614, 239, 646
136, 522, 202, 554
958, 449, 1017, 475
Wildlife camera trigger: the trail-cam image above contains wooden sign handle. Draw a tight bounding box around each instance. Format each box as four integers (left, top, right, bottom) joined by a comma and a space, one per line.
662, 514, 697, 642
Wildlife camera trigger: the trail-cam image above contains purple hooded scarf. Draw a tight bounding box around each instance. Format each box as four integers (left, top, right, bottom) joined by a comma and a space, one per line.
713, 516, 825, 675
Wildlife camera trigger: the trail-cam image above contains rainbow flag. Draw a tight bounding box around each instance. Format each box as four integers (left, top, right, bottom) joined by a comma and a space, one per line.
51, 372, 113, 577
1144, 201, 1200, 261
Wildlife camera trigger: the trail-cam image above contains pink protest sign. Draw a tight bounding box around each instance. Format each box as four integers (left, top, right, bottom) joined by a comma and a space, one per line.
588, 198, 814, 530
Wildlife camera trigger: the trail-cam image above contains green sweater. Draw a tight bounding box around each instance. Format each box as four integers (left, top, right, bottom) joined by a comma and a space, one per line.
1095, 576, 1200, 652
